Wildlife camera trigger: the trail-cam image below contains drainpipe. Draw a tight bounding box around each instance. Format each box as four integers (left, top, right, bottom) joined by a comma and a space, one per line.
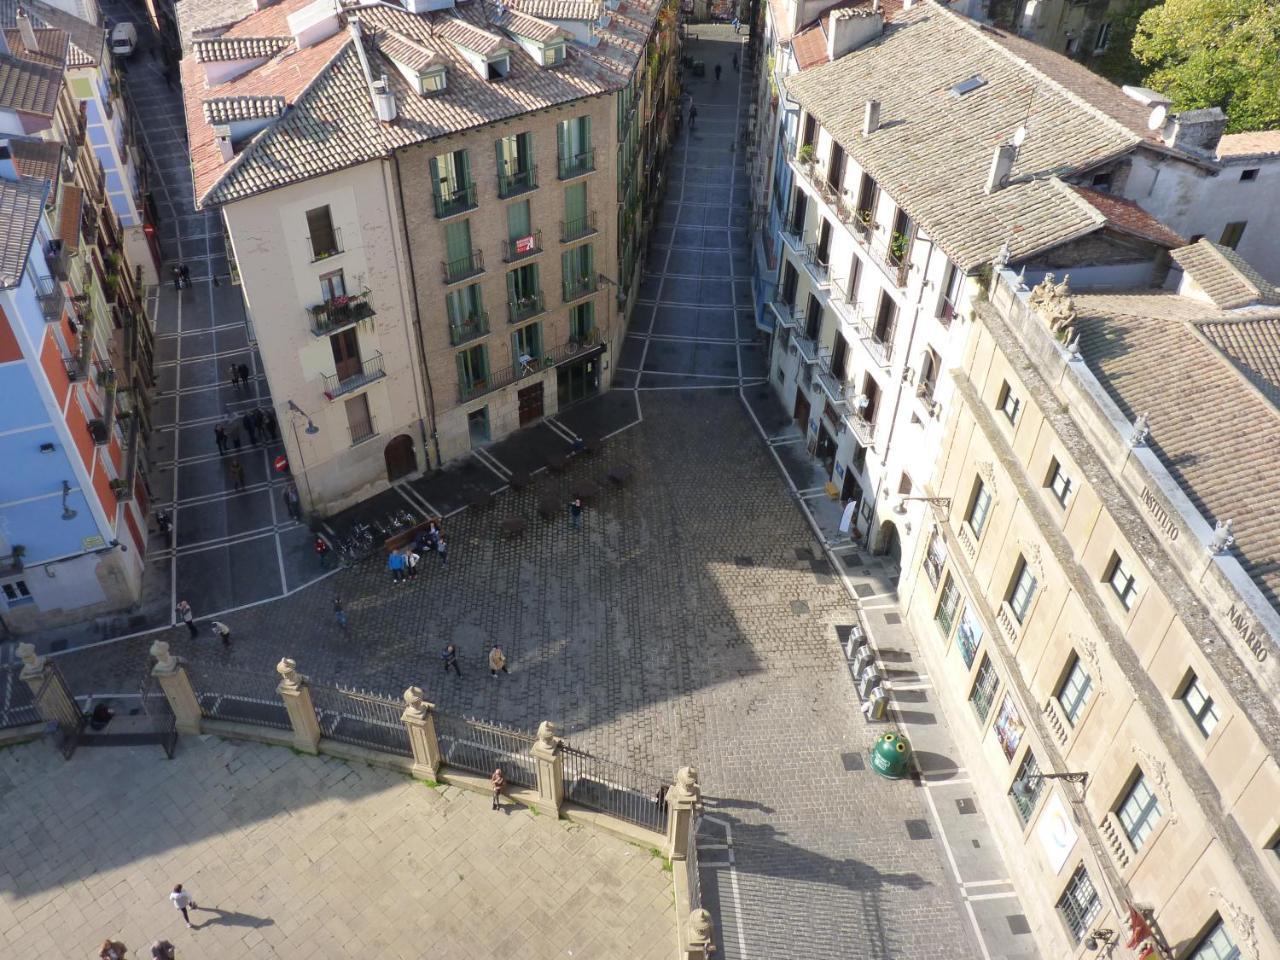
390, 152, 442, 471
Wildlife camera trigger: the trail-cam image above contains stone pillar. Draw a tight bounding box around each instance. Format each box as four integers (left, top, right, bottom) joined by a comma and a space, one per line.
530, 720, 565, 815
682, 908, 716, 960
667, 766, 701, 861
401, 686, 443, 780
149, 641, 202, 735
15, 642, 77, 726
275, 658, 321, 754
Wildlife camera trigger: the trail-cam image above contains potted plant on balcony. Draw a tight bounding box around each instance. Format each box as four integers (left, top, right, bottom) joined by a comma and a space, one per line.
890, 231, 909, 264
9, 545, 25, 572
109, 478, 128, 499
797, 144, 816, 168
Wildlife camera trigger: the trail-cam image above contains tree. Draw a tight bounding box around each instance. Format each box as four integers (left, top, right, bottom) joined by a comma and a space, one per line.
1132, 0, 1280, 133
1091, 0, 1159, 87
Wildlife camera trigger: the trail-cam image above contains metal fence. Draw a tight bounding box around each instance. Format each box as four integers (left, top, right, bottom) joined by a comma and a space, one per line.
686, 811, 701, 911
561, 744, 671, 832
190, 664, 292, 730
309, 683, 411, 758
35, 666, 84, 759
434, 711, 537, 788
0, 666, 40, 731
139, 671, 178, 759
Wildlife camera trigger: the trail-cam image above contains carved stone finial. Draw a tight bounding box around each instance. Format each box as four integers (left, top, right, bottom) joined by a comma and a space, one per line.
1066, 335, 1082, 360
150, 640, 177, 672
688, 908, 715, 945
276, 657, 301, 688
1015, 265, 1027, 291
1209, 889, 1260, 960
536, 720, 560, 748
15, 642, 42, 674
1210, 519, 1235, 555
676, 765, 700, 791
402, 686, 433, 718
994, 241, 1011, 269
1128, 413, 1151, 448
1028, 272, 1056, 305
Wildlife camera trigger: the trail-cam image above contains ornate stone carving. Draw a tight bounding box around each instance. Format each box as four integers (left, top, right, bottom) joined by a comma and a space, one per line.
15, 642, 43, 675
402, 686, 433, 719
536, 720, 560, 748
688, 908, 715, 946
1074, 634, 1102, 686
1028, 272, 1079, 344
976, 460, 997, 492
1210, 518, 1236, 555
1019, 540, 1045, 583
1131, 744, 1177, 825
150, 640, 177, 673
1098, 813, 1132, 870
1128, 413, 1151, 448
276, 657, 302, 689
1209, 889, 1260, 960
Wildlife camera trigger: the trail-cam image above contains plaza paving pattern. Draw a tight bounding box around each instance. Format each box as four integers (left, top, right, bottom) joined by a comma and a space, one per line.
0, 737, 674, 959
30, 17, 1043, 960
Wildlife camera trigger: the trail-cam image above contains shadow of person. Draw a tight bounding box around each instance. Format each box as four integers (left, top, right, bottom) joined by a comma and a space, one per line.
702, 795, 776, 815
193, 907, 274, 930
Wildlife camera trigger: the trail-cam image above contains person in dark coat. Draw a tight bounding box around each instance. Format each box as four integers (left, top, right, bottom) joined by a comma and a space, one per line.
263, 408, 279, 440
237, 362, 250, 386
242, 412, 258, 445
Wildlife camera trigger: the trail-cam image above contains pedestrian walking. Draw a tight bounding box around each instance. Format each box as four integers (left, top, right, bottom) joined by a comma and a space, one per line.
171, 266, 182, 290
263, 408, 279, 440
214, 423, 227, 455
210, 621, 231, 647
488, 644, 508, 677
151, 942, 175, 960
437, 533, 448, 566
689, 105, 698, 129
315, 536, 331, 568
227, 418, 242, 450
388, 549, 405, 583
229, 458, 246, 491
732, 51, 739, 72
100, 939, 127, 959
655, 783, 669, 814
406, 547, 419, 580
283, 484, 301, 521
237, 362, 251, 386
163, 63, 175, 88
155, 509, 172, 548
714, 62, 721, 82
176, 600, 197, 638
490, 767, 506, 810
333, 595, 347, 630
253, 408, 268, 441
569, 496, 584, 530
228, 363, 241, 392
242, 411, 258, 445
180, 264, 191, 287
169, 884, 198, 929
732, 15, 740, 33
442, 643, 461, 677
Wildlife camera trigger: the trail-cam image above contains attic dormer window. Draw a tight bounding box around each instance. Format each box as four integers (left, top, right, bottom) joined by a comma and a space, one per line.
543, 41, 565, 66
487, 54, 510, 80
419, 65, 447, 94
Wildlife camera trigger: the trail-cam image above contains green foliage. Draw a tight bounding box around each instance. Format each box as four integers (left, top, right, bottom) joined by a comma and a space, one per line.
1093, 0, 1159, 86
1132, 0, 1280, 132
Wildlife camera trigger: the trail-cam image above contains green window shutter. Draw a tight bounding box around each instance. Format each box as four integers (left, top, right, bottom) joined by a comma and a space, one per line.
556, 120, 567, 162
466, 283, 483, 316
444, 220, 471, 263
564, 182, 586, 223
505, 269, 518, 302
507, 200, 531, 241
580, 115, 591, 151
455, 149, 470, 185
429, 156, 443, 195
445, 288, 463, 324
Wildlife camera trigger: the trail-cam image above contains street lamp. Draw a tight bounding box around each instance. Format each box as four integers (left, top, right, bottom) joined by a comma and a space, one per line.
892, 495, 952, 514
284, 400, 320, 514
287, 400, 319, 435
1011, 770, 1089, 798
1085, 928, 1116, 951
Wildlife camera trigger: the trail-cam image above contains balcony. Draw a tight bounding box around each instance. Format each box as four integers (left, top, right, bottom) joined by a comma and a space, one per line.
792, 332, 819, 366
508, 290, 545, 324
322, 352, 386, 400
442, 249, 485, 284
64, 355, 85, 382
349, 413, 378, 446
448, 311, 489, 347
560, 211, 597, 243
497, 164, 538, 199
844, 408, 876, 447
502, 230, 542, 263
307, 226, 343, 263
457, 360, 525, 403
557, 149, 595, 180
938, 298, 959, 328
34, 274, 65, 323
44, 241, 69, 281
545, 334, 604, 367
780, 219, 804, 253
815, 357, 852, 407
769, 300, 801, 331
432, 182, 478, 219
306, 289, 375, 337
803, 242, 830, 285
562, 272, 598, 303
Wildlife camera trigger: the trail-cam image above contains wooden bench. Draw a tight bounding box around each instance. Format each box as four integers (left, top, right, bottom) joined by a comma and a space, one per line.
384, 518, 441, 555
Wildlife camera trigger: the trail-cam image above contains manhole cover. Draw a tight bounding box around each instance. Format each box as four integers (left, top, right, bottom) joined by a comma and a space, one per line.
956, 798, 976, 815
853, 584, 875, 598
1007, 915, 1031, 935
790, 600, 810, 615
841, 752, 864, 771
905, 819, 932, 841
883, 612, 902, 625
794, 547, 814, 561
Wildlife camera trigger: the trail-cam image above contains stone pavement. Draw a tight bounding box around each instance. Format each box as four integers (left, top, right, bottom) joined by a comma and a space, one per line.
0, 737, 673, 959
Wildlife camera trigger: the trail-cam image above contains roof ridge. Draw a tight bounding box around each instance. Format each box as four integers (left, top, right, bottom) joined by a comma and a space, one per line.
1202, 240, 1265, 302
949, 2, 1142, 152
1052, 177, 1107, 228
1184, 319, 1280, 426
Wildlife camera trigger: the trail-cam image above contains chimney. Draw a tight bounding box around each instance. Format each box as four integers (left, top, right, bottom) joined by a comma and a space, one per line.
985, 143, 1017, 194
212, 125, 234, 162
16, 9, 40, 54
0, 140, 19, 181
287, 0, 341, 50
1161, 107, 1228, 156
371, 75, 397, 122
862, 99, 880, 136
827, 8, 884, 60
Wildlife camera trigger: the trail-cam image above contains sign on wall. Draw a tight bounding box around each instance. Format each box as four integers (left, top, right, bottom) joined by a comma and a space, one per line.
1036, 792, 1079, 874
994, 693, 1025, 762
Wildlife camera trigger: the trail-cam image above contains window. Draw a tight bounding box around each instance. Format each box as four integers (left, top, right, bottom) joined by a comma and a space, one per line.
966, 478, 992, 537
443, 219, 478, 282
1, 579, 33, 607
1240, 168, 1259, 182
1056, 655, 1094, 726
801, 112, 817, 148
305, 205, 339, 260
1007, 558, 1037, 624
855, 172, 878, 223
319, 269, 346, 302
1064, 35, 1080, 56
1010, 751, 1043, 824
570, 300, 595, 342
345, 394, 374, 444
1188, 919, 1241, 960
1093, 20, 1111, 52
496, 132, 535, 196
956, 605, 983, 668
969, 655, 999, 721
997, 381, 1020, 423
457, 344, 488, 395
1116, 772, 1162, 850
419, 65, 447, 94
1055, 866, 1101, 944
563, 181, 590, 239
429, 149, 473, 217
506, 200, 532, 243
935, 575, 961, 636
1219, 221, 1247, 250
512, 320, 542, 366
1046, 458, 1072, 506
1090, 170, 1113, 191
897, 472, 913, 496
924, 526, 948, 589
486, 54, 510, 80
1106, 553, 1139, 611
939, 262, 963, 323
1179, 673, 1220, 738
556, 115, 593, 178
445, 283, 486, 344
561, 243, 595, 301
542, 40, 565, 65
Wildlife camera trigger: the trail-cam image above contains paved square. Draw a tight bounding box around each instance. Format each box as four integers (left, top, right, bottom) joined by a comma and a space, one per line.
0, 738, 673, 959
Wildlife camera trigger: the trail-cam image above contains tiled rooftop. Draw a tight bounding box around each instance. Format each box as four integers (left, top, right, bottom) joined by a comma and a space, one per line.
1216, 130, 1280, 161
184, 0, 659, 208
0, 50, 62, 117
784, 1, 1144, 269
9, 136, 62, 184
1075, 291, 1280, 612
0, 0, 102, 68
1067, 184, 1185, 248
2, 26, 68, 67
1172, 239, 1280, 311
192, 35, 292, 62
0, 176, 51, 289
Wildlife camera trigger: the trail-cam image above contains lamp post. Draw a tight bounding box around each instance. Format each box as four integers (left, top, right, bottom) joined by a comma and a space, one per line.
892, 495, 952, 514
284, 400, 319, 515
1010, 770, 1089, 798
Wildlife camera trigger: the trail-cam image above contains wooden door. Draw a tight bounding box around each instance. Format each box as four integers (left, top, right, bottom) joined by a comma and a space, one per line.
384, 434, 417, 482
518, 383, 544, 426
331, 328, 361, 381
793, 388, 810, 430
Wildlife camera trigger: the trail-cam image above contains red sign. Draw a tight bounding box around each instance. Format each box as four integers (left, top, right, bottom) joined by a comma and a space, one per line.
274, 455, 289, 473
515, 234, 535, 254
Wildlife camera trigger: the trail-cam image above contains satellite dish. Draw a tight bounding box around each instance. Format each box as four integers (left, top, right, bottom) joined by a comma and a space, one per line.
1147, 104, 1167, 131
1012, 125, 1028, 147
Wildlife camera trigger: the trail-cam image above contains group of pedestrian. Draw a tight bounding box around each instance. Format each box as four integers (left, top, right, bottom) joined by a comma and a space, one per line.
227, 362, 254, 393
173, 600, 232, 647
99, 882, 199, 954
170, 264, 191, 290
440, 642, 509, 680
388, 521, 449, 582
213, 406, 277, 457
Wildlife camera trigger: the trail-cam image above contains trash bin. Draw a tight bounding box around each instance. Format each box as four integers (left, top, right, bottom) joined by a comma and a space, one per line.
868, 731, 912, 780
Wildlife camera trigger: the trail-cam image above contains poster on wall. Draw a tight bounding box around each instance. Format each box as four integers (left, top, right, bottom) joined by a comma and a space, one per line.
956, 603, 983, 668
1036, 792, 1079, 874
993, 693, 1025, 762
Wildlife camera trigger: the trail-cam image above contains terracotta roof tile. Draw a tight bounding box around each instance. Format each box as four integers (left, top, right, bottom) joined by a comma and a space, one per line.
0, 0, 101, 67
8, 136, 61, 183
494, 8, 571, 43
1172, 240, 1280, 310
0, 176, 49, 288
2, 26, 68, 67
1068, 184, 1184, 248
58, 183, 83, 252
435, 16, 510, 56
1216, 131, 1280, 161
193, 35, 291, 62
511, 0, 602, 20
377, 29, 444, 73
0, 51, 62, 117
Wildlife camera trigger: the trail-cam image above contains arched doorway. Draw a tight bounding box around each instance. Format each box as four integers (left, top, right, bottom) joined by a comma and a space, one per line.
384, 434, 417, 483
874, 519, 902, 568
